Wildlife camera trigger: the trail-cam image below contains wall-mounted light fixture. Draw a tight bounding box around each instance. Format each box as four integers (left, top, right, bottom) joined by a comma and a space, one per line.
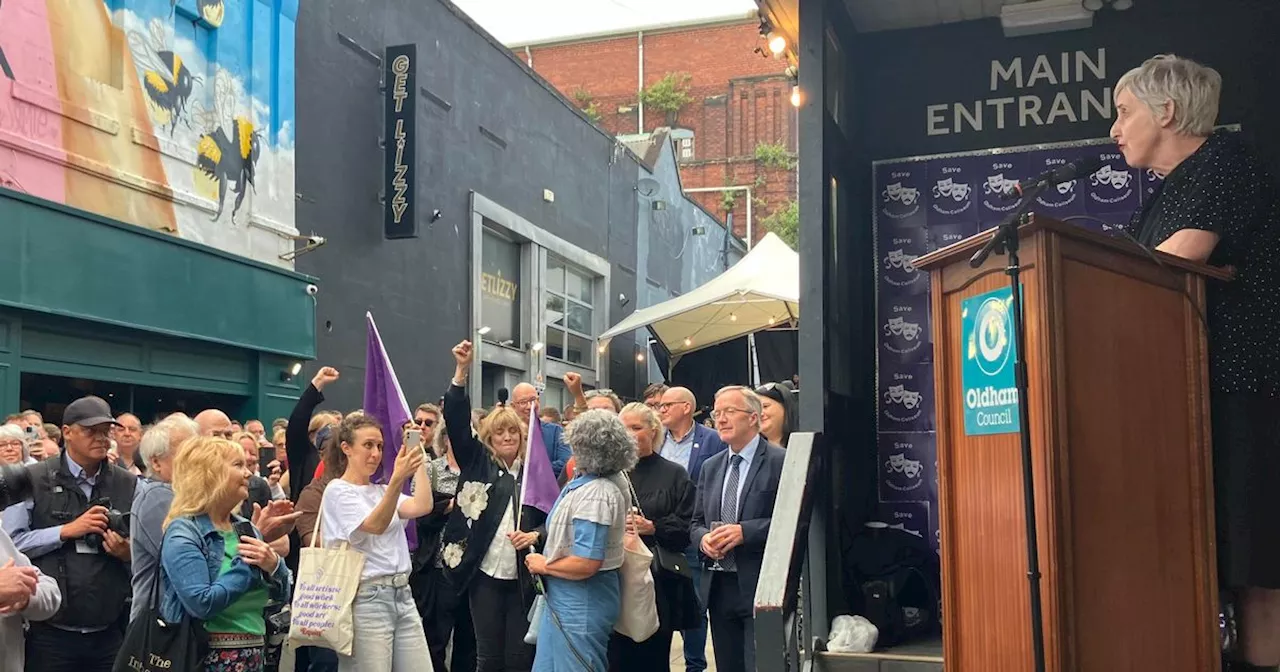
280, 361, 303, 382
477, 326, 492, 336
278, 233, 327, 262
529, 342, 545, 353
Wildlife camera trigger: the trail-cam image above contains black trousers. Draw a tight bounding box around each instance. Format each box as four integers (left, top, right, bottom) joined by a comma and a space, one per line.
25, 622, 123, 672
423, 571, 477, 672
469, 573, 534, 672
707, 572, 755, 672
607, 627, 674, 672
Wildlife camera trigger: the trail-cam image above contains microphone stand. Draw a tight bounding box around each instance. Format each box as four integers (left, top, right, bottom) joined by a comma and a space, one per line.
969, 182, 1048, 672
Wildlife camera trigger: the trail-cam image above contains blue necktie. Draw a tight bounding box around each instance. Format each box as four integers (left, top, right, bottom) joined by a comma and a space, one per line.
719, 454, 743, 571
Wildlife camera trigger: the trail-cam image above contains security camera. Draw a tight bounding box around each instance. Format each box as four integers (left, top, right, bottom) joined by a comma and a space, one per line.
305, 284, 319, 296
618, 293, 630, 307
430, 209, 443, 223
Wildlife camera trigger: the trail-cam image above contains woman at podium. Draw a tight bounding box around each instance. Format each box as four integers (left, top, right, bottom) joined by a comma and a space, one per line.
1111, 54, 1280, 672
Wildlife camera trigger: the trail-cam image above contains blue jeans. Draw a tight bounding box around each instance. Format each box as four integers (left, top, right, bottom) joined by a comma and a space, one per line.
682, 548, 709, 672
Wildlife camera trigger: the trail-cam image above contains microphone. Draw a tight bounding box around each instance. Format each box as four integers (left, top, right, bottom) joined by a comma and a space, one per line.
497, 387, 509, 407
1000, 156, 1105, 201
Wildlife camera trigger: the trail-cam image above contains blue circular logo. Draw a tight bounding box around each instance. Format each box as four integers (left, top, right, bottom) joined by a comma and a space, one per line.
974, 296, 1011, 376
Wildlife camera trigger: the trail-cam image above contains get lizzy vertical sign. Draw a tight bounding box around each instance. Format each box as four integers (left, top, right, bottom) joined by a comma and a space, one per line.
384, 44, 417, 239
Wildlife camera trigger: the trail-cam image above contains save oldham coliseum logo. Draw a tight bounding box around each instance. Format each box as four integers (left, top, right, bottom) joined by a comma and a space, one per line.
883, 376, 924, 424
884, 442, 925, 494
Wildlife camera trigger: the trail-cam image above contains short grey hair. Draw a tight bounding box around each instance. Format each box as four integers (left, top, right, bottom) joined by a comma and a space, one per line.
715, 385, 764, 429
564, 409, 637, 476
585, 389, 623, 412
0, 424, 27, 461
140, 415, 199, 477
1115, 54, 1221, 137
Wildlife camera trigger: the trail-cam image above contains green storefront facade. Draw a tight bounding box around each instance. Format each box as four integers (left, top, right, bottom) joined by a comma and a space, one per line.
0, 188, 317, 423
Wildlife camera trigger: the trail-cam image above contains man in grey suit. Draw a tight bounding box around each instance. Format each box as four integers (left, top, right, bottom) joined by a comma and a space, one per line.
690, 385, 786, 672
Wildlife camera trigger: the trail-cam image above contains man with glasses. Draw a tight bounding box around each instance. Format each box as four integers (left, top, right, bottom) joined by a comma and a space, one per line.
2, 396, 136, 672
690, 386, 786, 672
658, 386, 726, 672
411, 403, 441, 450
509, 381, 572, 477
643, 383, 669, 411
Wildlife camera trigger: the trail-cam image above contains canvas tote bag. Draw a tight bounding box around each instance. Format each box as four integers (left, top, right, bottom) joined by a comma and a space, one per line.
613, 473, 660, 642
282, 506, 365, 658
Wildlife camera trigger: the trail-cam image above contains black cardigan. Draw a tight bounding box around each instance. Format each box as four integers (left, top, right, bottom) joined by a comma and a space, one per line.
440, 383, 546, 609
286, 383, 325, 502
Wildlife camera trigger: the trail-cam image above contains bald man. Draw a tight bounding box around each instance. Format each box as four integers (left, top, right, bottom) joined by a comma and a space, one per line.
194, 409, 299, 546
509, 382, 572, 476
193, 409, 235, 439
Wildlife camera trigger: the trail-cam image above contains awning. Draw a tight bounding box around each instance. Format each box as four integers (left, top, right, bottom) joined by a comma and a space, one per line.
598, 232, 799, 359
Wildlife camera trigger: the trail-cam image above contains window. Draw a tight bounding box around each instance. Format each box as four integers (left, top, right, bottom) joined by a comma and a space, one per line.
544, 255, 596, 367
679, 137, 694, 160
480, 226, 522, 345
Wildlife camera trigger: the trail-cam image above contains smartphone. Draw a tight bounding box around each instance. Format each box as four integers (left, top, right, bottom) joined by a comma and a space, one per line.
404, 428, 424, 457
233, 520, 255, 539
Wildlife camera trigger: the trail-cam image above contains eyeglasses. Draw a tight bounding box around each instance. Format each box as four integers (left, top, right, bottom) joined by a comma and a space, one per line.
210, 429, 236, 439
710, 407, 751, 421
0, 440, 22, 448
658, 401, 689, 410
415, 418, 436, 428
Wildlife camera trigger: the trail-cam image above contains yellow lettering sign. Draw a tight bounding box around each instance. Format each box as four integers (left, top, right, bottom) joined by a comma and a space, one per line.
481, 271, 518, 302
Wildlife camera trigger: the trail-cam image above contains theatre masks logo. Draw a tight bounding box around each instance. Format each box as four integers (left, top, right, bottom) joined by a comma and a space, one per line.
882, 179, 922, 220
931, 177, 973, 216
883, 315, 923, 355
1089, 160, 1135, 205
982, 167, 1020, 214
884, 447, 925, 494
883, 383, 923, 423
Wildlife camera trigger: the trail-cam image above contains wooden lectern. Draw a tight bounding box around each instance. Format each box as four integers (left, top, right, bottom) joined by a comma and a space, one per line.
914, 216, 1230, 672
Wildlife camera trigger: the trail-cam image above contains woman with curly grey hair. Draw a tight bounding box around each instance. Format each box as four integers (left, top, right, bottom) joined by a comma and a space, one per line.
1112, 54, 1280, 671
524, 409, 635, 671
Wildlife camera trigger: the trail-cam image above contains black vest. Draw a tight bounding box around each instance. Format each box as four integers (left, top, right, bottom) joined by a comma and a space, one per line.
27, 453, 137, 628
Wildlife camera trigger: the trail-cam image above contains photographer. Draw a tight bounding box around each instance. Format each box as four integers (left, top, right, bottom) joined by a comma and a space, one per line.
0, 396, 137, 672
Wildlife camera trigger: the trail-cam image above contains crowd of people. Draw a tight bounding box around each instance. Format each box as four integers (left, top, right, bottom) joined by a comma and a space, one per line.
0, 340, 798, 672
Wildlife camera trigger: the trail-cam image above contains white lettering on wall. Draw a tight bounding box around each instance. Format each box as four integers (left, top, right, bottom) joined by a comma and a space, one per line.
928, 48, 1111, 136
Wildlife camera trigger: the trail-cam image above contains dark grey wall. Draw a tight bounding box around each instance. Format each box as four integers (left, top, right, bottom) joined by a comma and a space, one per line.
294, 0, 639, 411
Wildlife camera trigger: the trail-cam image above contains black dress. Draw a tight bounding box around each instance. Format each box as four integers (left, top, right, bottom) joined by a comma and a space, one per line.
607, 452, 700, 672
1132, 129, 1280, 588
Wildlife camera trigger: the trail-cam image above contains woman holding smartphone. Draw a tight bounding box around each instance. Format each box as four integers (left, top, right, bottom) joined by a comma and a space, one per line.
320, 412, 435, 671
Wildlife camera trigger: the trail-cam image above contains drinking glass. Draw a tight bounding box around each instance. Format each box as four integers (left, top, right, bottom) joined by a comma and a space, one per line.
708, 520, 727, 571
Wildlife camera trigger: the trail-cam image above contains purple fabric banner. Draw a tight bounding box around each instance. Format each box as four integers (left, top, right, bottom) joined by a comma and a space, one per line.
362, 312, 417, 548
521, 406, 561, 515
926, 221, 979, 252
878, 361, 935, 432
878, 291, 932, 365
877, 433, 937, 503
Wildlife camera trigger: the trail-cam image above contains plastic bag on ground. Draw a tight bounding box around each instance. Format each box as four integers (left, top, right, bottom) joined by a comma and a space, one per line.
827, 614, 879, 653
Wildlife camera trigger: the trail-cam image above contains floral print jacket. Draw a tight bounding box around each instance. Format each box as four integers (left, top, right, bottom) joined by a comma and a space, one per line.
439, 383, 547, 605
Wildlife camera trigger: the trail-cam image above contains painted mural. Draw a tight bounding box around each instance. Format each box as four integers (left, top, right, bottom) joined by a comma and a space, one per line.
0, 0, 297, 267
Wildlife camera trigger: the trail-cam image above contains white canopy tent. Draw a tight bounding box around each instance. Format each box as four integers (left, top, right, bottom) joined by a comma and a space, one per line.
598, 232, 800, 366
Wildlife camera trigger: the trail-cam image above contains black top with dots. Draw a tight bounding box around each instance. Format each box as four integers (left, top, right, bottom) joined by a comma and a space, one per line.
1130, 130, 1280, 396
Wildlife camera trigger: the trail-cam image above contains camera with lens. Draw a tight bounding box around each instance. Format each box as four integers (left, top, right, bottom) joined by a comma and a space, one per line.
0, 463, 34, 511
83, 496, 131, 550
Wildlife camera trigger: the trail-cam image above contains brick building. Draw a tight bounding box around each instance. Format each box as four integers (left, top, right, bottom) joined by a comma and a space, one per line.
513, 13, 798, 245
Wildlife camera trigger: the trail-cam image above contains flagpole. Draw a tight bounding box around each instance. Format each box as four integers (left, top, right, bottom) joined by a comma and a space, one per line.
515, 405, 535, 532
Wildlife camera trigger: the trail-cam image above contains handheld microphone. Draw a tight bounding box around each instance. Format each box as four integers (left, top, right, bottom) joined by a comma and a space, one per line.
1000, 156, 1106, 201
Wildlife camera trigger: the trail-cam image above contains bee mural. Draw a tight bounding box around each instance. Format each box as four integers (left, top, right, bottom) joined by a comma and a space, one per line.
129, 20, 201, 135
191, 71, 261, 224
170, 0, 225, 28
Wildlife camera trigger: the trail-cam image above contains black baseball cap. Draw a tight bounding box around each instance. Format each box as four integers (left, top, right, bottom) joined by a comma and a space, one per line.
62, 396, 122, 428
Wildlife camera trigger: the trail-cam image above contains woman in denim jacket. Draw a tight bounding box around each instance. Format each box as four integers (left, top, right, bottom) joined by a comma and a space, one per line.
161, 436, 293, 672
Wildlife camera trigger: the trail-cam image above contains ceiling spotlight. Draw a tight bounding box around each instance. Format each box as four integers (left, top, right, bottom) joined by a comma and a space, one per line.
768, 34, 786, 55
790, 86, 801, 108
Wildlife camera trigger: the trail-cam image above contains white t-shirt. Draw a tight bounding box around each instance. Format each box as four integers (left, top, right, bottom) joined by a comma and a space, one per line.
320, 479, 412, 581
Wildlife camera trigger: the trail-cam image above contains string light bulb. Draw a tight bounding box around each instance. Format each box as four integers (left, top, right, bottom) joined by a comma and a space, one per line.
768, 34, 786, 55
767, 315, 776, 325
684, 337, 693, 347
636, 352, 645, 362
790, 86, 801, 108
730, 313, 738, 322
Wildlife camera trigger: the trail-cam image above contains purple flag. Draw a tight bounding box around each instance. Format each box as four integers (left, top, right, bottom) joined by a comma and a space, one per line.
362, 312, 418, 548
520, 406, 562, 515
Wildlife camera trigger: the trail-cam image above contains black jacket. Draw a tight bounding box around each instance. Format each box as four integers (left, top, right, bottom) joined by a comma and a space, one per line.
439, 383, 546, 611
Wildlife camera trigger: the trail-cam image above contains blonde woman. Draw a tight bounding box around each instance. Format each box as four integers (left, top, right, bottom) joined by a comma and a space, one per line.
442, 341, 547, 672
160, 436, 293, 671
320, 413, 435, 672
